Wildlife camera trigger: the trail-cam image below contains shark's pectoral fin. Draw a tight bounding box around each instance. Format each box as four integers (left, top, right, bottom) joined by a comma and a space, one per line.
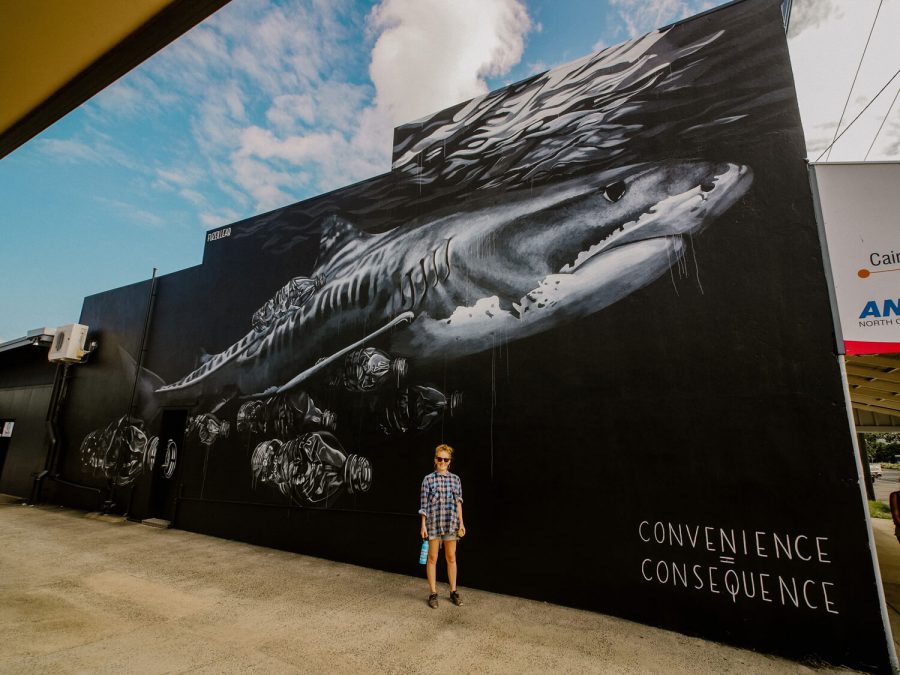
209, 386, 240, 413
118, 346, 167, 423
244, 311, 416, 397
244, 386, 280, 400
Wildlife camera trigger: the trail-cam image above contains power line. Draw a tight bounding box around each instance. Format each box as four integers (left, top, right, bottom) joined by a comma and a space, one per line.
826, 0, 884, 161
815, 66, 900, 162
864, 84, 900, 160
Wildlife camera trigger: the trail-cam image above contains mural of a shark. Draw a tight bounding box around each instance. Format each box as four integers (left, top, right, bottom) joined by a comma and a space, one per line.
153, 159, 751, 408
60, 3, 897, 668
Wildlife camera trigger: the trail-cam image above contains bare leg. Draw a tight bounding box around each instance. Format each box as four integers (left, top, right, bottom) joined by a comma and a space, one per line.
444, 540, 458, 591
426, 539, 441, 594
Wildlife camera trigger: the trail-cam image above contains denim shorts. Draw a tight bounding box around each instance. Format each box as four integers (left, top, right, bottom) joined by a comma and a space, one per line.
428, 531, 458, 542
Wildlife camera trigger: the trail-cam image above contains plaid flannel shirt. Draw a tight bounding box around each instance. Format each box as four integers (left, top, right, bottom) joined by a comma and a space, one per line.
419, 470, 463, 536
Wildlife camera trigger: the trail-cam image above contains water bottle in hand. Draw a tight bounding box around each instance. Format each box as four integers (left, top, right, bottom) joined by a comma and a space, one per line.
419, 539, 429, 565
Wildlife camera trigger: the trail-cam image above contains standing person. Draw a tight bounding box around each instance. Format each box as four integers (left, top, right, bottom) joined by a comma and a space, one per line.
419, 443, 466, 608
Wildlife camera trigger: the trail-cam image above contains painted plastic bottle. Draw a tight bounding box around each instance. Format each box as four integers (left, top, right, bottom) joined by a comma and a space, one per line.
252, 274, 325, 332
335, 347, 407, 392
419, 539, 429, 565
270, 391, 337, 436
250, 431, 371, 507
78, 416, 153, 485
236, 400, 266, 434
379, 386, 462, 434
237, 391, 336, 436
188, 413, 230, 446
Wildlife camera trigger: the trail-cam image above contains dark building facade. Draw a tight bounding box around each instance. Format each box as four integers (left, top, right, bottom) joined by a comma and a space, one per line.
0, 331, 58, 499
11, 1, 892, 670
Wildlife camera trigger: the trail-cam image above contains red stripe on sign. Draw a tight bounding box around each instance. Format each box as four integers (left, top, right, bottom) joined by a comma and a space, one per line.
844, 340, 900, 355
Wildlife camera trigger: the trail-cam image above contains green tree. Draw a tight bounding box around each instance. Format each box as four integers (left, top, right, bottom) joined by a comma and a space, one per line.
863, 433, 900, 463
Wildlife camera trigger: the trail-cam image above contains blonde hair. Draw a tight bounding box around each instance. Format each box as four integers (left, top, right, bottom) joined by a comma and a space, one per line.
434, 444, 454, 458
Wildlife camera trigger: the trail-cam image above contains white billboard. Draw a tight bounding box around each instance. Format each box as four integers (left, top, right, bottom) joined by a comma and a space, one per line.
812, 162, 900, 355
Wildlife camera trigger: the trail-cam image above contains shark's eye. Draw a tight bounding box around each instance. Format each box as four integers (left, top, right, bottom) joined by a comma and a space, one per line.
700, 179, 716, 193
602, 181, 626, 203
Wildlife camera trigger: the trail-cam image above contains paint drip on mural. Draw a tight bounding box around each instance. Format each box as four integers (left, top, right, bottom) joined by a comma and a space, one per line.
79, 8, 778, 503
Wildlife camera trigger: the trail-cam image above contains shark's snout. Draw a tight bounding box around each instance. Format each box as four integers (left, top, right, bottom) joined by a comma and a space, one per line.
560, 161, 752, 275
158, 158, 754, 395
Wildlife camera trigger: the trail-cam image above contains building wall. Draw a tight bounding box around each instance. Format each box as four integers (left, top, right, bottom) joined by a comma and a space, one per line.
49, 1, 892, 670
0, 347, 56, 497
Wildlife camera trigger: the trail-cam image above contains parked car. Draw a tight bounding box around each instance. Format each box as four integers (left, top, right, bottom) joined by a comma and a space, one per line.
870, 463, 884, 479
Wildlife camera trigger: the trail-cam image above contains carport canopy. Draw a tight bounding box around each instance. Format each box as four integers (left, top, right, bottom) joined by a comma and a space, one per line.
0, 0, 230, 158
848, 354, 900, 432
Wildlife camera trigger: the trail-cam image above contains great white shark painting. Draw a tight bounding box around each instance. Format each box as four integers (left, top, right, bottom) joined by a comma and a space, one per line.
59, 3, 897, 669
155, 160, 752, 405
81, 5, 768, 499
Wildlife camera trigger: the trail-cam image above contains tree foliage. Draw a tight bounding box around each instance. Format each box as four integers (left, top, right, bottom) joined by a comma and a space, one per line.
864, 433, 900, 462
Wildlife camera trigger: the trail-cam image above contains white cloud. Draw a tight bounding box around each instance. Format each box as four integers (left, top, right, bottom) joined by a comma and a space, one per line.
90, 73, 181, 120
156, 166, 204, 189
238, 126, 339, 164
609, 0, 705, 38
882, 117, 900, 155
95, 197, 166, 228
367, 0, 531, 126
787, 0, 841, 38
788, 0, 900, 161
266, 94, 317, 130
264, 82, 371, 134
36, 135, 140, 170
200, 208, 242, 229
92, 81, 145, 118
179, 189, 207, 207
144, 0, 373, 211
40, 0, 535, 218
226, 0, 532, 209
229, 153, 304, 212
866, 93, 900, 160
36, 138, 107, 164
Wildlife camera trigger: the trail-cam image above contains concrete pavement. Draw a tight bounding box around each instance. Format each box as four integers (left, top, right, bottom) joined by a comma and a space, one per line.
0, 494, 860, 674
871, 473, 900, 655
871, 516, 900, 655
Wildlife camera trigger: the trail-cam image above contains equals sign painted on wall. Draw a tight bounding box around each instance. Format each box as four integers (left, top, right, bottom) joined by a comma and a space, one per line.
719, 556, 735, 565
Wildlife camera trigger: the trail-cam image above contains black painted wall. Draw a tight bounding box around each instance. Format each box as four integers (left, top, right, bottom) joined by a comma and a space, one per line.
49, 1, 892, 670
0, 347, 56, 497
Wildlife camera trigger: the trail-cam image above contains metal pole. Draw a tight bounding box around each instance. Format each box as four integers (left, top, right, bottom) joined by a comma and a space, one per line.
858, 432, 876, 501
106, 268, 158, 512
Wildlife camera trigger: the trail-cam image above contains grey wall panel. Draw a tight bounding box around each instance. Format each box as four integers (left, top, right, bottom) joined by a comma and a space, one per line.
0, 385, 52, 497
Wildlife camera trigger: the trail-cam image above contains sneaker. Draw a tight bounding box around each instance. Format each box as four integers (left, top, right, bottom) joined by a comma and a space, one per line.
450, 590, 463, 606
428, 593, 438, 609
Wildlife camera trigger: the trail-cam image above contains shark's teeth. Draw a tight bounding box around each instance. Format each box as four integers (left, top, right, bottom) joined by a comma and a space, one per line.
560, 216, 640, 273
559, 175, 720, 275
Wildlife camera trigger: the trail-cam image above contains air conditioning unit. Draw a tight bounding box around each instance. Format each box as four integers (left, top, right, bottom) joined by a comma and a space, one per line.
48, 324, 89, 363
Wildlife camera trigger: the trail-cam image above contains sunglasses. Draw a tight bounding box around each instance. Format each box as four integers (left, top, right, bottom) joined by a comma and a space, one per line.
435, 457, 451, 463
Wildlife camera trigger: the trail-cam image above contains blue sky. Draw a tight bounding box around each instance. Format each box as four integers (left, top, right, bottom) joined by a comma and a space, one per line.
1, 0, 898, 341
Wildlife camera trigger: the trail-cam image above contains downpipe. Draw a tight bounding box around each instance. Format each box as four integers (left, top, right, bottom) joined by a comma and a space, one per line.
106, 268, 158, 513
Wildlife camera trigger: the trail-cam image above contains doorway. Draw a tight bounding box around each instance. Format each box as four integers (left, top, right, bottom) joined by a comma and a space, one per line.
149, 409, 188, 522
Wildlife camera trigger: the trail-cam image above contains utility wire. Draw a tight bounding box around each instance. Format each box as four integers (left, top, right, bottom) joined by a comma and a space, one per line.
815, 66, 900, 162
826, 0, 884, 161
864, 84, 900, 160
